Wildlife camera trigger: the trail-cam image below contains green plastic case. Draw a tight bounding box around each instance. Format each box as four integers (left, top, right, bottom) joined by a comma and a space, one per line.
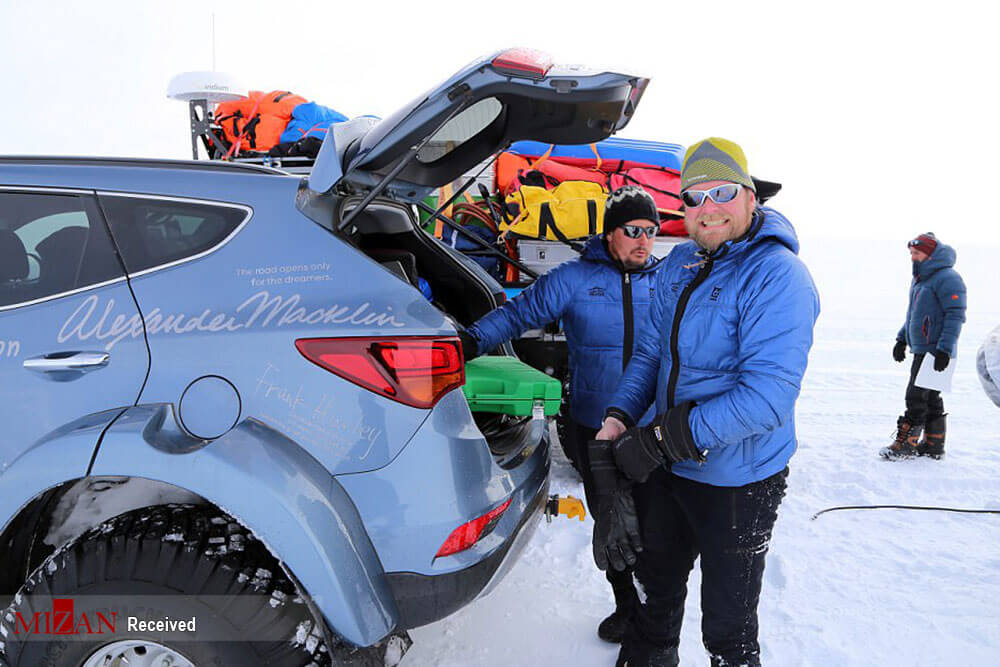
462, 356, 562, 417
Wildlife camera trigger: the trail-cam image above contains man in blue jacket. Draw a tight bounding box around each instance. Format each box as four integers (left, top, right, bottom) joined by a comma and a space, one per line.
462, 185, 663, 642
595, 138, 820, 667
880, 233, 966, 460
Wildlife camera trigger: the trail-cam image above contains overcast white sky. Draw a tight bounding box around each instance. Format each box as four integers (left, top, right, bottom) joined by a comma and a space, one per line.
2, 0, 998, 246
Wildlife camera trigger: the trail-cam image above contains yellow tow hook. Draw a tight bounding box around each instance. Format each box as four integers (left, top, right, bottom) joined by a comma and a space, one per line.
544, 494, 585, 523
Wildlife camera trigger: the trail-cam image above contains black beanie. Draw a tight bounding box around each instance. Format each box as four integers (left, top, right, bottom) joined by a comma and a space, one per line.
604, 185, 659, 234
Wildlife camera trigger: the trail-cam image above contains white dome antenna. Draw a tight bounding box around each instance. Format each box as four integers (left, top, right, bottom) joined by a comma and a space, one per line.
167, 71, 247, 102
167, 71, 248, 160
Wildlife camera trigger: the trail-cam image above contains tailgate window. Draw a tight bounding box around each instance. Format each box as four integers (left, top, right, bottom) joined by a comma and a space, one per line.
416, 97, 503, 163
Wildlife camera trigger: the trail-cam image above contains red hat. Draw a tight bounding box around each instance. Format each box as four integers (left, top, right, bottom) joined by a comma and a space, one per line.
907, 232, 938, 256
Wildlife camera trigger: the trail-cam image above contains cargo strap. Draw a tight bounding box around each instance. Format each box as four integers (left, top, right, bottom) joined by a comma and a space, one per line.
619, 170, 681, 199
588, 142, 603, 171
433, 183, 455, 238
226, 96, 262, 158
537, 200, 593, 254
527, 143, 554, 169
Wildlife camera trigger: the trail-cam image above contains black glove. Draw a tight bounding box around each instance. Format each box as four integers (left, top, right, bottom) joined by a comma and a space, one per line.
458, 330, 479, 361
611, 402, 705, 484
933, 350, 950, 371
893, 340, 907, 363
588, 440, 642, 572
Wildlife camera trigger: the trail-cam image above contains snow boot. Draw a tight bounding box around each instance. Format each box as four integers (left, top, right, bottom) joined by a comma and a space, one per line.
598, 608, 631, 643
879, 417, 922, 460
918, 414, 946, 459
599, 582, 639, 643
615, 641, 679, 667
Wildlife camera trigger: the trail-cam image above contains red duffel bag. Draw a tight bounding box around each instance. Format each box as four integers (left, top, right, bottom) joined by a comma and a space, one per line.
496, 145, 689, 236
609, 167, 685, 235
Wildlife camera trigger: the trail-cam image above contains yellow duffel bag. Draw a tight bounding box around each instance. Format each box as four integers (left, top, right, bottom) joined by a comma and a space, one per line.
502, 181, 607, 242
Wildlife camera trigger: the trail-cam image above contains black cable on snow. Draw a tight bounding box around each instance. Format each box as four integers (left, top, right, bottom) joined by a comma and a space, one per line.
811, 505, 1000, 520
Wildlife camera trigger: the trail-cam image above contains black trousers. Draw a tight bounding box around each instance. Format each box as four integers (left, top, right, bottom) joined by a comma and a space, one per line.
904, 352, 944, 426
567, 420, 638, 608
628, 466, 788, 666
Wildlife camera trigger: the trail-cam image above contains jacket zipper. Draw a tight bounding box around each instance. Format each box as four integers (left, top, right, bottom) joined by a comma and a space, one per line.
666, 258, 714, 408
622, 271, 634, 371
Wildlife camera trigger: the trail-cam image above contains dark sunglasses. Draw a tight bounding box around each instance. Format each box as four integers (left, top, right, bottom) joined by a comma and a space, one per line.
620, 224, 657, 239
681, 183, 743, 208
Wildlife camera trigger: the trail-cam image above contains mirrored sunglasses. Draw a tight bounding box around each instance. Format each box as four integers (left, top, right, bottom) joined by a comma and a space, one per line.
621, 224, 658, 239
681, 183, 743, 208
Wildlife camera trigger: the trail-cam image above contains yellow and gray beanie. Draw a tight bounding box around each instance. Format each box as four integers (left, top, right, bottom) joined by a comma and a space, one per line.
681, 137, 755, 192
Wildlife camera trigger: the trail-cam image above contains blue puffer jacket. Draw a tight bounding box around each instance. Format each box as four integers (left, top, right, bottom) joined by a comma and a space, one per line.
896, 242, 966, 356
609, 208, 820, 487
468, 235, 661, 429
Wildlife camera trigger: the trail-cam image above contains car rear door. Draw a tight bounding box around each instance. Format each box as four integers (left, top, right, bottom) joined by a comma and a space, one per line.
0, 187, 148, 493
93, 177, 444, 477
307, 49, 649, 200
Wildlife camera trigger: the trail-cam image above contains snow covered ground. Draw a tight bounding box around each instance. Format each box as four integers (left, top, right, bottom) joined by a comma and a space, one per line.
407, 238, 1000, 666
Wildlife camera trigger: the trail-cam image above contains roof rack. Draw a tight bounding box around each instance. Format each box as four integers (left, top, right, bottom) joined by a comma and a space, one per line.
167, 71, 318, 174
0, 155, 286, 175
229, 155, 316, 174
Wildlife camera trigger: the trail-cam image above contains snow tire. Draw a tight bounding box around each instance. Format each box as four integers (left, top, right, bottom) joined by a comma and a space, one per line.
0, 504, 330, 666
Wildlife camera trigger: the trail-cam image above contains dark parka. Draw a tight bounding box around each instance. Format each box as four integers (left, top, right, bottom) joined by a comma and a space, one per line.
897, 242, 967, 356
467, 234, 661, 429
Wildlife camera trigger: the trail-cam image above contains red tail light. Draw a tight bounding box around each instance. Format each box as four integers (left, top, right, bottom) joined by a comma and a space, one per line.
491, 48, 553, 79
295, 337, 465, 409
436, 498, 512, 558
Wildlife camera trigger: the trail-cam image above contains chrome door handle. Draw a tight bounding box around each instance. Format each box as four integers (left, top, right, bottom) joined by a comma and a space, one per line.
24, 351, 110, 373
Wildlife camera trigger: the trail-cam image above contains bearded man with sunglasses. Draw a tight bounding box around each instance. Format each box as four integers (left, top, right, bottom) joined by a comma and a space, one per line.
461, 185, 665, 643
595, 138, 820, 667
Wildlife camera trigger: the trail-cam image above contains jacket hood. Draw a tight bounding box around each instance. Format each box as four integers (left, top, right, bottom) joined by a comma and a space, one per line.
915, 242, 957, 279
582, 234, 660, 273
750, 207, 800, 255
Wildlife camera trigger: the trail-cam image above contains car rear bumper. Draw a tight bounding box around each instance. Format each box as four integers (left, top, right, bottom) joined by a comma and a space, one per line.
335, 390, 551, 631
385, 468, 549, 629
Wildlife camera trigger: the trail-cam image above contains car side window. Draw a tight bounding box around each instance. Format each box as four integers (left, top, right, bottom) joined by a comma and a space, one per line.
99, 195, 249, 274
0, 191, 124, 309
